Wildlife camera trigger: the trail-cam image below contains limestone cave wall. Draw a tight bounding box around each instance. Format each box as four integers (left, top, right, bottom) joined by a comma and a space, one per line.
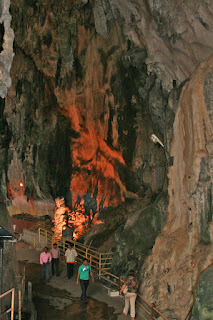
0, 0, 212, 319
0, 0, 19, 305
5, 0, 168, 214
141, 56, 213, 319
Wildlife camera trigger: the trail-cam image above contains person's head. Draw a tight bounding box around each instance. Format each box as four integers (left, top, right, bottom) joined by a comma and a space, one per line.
128, 270, 135, 277
83, 258, 88, 266
44, 247, 48, 253
53, 243, 57, 249
67, 242, 73, 249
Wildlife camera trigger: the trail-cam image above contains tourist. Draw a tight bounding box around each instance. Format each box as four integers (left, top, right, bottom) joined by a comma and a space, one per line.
65, 243, 77, 279
76, 258, 94, 304
120, 270, 139, 320
40, 247, 52, 282
50, 243, 60, 276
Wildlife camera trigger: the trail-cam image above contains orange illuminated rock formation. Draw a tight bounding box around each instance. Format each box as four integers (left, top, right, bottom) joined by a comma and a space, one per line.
53, 197, 103, 241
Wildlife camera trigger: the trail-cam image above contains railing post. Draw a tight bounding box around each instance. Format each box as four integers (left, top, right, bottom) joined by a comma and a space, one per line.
73, 241, 76, 249
119, 277, 122, 290
85, 248, 88, 258
45, 230, 47, 244
18, 287, 21, 320
151, 303, 156, 319
63, 238, 65, 253
28, 282, 32, 302
38, 228, 41, 243
11, 288, 15, 320
98, 253, 101, 280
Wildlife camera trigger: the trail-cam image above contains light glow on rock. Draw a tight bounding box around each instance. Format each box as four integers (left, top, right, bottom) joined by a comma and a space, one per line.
52, 197, 103, 241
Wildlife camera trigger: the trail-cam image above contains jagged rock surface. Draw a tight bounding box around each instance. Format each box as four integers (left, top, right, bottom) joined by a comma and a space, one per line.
94, 0, 213, 90
191, 265, 213, 320
0, 0, 14, 98
5, 0, 167, 214
0, 1, 212, 318
140, 56, 213, 320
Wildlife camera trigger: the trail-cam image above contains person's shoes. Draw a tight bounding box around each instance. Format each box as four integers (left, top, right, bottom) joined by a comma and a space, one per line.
80, 298, 87, 304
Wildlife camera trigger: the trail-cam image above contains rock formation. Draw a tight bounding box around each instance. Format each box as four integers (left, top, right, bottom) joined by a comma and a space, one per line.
0, 0, 14, 98
0, 0, 212, 318
94, 0, 213, 89
5, 0, 167, 214
0, 0, 18, 303
191, 265, 213, 319
141, 55, 213, 319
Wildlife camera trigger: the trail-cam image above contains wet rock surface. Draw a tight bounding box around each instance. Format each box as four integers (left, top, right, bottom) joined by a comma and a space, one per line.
113, 192, 168, 275
191, 265, 213, 320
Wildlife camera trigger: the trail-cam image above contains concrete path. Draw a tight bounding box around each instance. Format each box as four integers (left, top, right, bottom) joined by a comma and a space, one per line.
16, 241, 147, 320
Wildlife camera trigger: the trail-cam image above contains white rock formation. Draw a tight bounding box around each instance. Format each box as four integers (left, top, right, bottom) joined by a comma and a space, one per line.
0, 0, 14, 97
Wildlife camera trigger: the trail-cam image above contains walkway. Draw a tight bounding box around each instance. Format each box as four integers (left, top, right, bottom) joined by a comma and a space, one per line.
16, 242, 147, 320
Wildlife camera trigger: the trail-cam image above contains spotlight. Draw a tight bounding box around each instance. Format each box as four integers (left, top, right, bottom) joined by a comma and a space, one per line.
19, 183, 24, 187
150, 134, 164, 148
150, 134, 173, 166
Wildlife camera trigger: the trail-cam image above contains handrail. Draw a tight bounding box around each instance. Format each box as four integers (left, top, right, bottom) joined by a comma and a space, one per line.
38, 227, 99, 254
34, 228, 112, 275
99, 272, 168, 320
36, 228, 113, 259
34, 227, 168, 320
0, 288, 15, 320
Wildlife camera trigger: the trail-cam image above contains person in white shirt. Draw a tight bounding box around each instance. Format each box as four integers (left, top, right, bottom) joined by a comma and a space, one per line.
65, 243, 77, 279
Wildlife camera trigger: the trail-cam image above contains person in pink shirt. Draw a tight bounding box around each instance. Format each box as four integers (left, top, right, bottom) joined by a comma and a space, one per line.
50, 243, 60, 276
40, 247, 52, 282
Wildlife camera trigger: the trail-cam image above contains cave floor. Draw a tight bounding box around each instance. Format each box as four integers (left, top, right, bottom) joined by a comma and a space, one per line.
16, 243, 146, 320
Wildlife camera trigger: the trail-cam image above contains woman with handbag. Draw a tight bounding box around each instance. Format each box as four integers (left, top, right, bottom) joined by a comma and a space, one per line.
120, 270, 139, 320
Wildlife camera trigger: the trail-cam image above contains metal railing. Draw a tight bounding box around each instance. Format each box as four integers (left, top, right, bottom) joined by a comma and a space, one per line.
0, 288, 15, 320
34, 227, 168, 320
33, 228, 113, 278
100, 271, 168, 320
